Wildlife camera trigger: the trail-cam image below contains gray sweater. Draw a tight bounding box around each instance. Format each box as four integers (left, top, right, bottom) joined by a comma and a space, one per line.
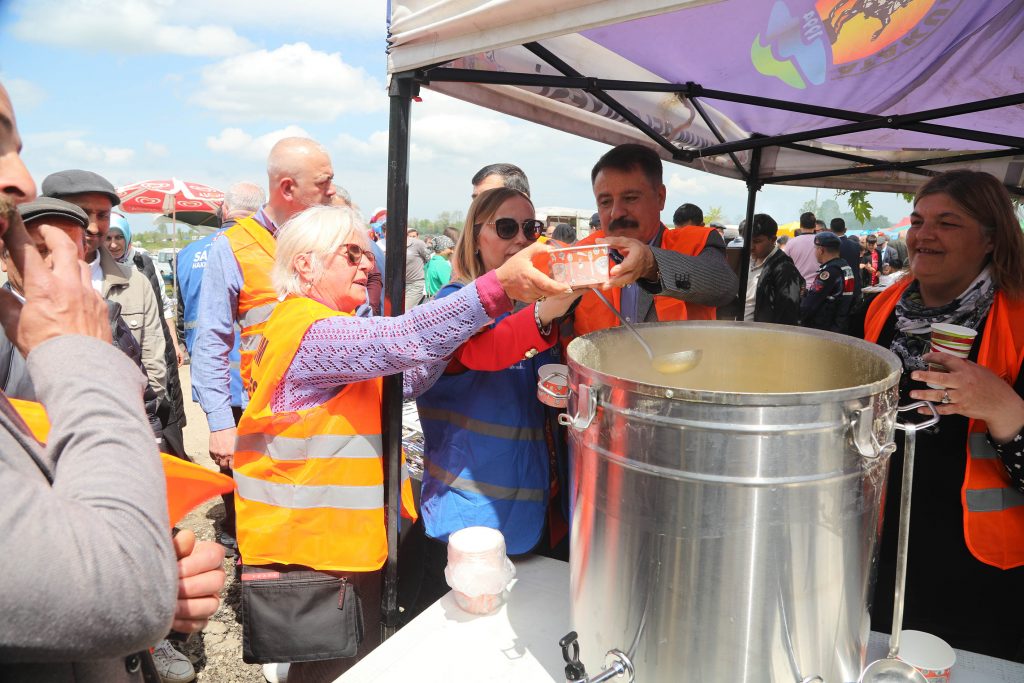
0, 335, 177, 682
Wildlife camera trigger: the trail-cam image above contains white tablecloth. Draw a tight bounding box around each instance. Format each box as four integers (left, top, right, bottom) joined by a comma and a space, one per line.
337, 555, 1023, 682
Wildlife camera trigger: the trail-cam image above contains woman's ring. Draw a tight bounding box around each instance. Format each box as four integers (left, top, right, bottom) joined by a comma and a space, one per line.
941, 390, 952, 404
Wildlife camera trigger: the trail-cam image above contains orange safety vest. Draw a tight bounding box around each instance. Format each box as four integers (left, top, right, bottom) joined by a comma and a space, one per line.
233, 296, 417, 571
865, 278, 1024, 569
571, 226, 716, 338
224, 216, 279, 395
8, 398, 234, 528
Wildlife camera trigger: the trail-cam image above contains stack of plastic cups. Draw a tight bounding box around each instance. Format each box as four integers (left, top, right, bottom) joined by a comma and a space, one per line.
444, 526, 516, 615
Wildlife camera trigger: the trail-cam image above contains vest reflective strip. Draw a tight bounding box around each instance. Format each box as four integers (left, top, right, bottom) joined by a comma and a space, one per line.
235, 471, 383, 510
966, 487, 1024, 513
969, 433, 997, 459
425, 459, 547, 503
236, 432, 382, 461
240, 334, 263, 351
418, 407, 545, 442
240, 303, 277, 331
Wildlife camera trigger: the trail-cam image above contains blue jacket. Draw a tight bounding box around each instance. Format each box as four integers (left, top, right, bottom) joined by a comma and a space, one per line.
176, 230, 246, 408
417, 283, 555, 554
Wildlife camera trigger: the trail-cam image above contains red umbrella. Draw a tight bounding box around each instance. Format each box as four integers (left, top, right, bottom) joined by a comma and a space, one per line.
116, 179, 224, 290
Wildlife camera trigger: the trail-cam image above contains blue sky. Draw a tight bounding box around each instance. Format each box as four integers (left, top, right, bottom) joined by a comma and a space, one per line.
0, 0, 913, 234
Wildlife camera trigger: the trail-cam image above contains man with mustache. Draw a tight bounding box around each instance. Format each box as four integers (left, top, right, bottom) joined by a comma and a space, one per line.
570, 144, 737, 338
192, 137, 336, 478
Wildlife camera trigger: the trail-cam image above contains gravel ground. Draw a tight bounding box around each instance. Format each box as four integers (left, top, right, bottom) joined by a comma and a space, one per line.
176, 368, 264, 683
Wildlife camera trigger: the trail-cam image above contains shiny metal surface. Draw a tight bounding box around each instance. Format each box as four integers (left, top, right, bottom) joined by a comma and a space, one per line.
564, 322, 902, 683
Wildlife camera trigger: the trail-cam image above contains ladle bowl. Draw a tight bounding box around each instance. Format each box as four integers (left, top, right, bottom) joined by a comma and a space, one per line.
859, 658, 928, 683
591, 289, 701, 374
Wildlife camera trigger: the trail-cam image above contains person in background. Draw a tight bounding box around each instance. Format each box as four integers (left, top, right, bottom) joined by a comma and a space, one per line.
424, 234, 454, 297
0, 79, 224, 683
783, 212, 820, 289
107, 212, 189, 462
552, 222, 577, 244
859, 170, 1024, 660
877, 262, 906, 287
405, 227, 430, 309
744, 213, 801, 325
776, 234, 790, 248
176, 180, 265, 556
471, 162, 531, 199
672, 202, 704, 229
800, 231, 854, 333
570, 144, 736, 337
830, 217, 862, 306
876, 231, 901, 269
588, 212, 601, 233
814, 219, 827, 233
860, 233, 880, 286
232, 203, 570, 682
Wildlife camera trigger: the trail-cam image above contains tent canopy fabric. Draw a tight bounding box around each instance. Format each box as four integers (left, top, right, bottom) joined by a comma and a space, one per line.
388, 0, 1024, 195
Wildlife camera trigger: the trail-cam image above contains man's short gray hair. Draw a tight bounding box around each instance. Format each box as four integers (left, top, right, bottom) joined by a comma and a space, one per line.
223, 182, 265, 218
272, 205, 364, 300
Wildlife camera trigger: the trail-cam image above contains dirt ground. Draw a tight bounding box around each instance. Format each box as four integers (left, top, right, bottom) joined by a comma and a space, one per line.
176, 368, 264, 683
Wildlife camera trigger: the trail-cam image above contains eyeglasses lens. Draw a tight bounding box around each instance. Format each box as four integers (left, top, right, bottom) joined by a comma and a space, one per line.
494, 218, 542, 241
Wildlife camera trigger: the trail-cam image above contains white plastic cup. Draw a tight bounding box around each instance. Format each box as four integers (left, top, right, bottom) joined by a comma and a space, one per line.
898, 630, 956, 682
927, 323, 978, 389
444, 526, 516, 615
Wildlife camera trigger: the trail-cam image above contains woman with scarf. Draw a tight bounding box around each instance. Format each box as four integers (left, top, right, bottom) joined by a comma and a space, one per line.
108, 212, 188, 460
858, 170, 1024, 660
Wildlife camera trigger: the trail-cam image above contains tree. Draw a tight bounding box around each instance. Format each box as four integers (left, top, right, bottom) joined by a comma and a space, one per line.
704, 206, 724, 224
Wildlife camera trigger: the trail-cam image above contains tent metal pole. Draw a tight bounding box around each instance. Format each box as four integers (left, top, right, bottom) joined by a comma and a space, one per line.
781, 143, 1024, 173
382, 71, 416, 641
734, 146, 762, 321
689, 97, 748, 181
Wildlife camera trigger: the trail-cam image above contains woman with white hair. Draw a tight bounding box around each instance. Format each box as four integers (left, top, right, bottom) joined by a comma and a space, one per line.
231, 204, 570, 682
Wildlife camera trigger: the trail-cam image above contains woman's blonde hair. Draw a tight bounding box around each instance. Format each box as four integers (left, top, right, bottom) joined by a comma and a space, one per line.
914, 170, 1024, 299
272, 205, 362, 298
451, 187, 533, 284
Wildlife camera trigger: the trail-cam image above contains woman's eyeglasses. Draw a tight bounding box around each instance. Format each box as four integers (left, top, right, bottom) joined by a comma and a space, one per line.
477, 218, 545, 241
340, 243, 374, 266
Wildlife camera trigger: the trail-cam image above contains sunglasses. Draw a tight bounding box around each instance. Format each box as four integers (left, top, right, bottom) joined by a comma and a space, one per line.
340, 243, 374, 266
477, 218, 545, 241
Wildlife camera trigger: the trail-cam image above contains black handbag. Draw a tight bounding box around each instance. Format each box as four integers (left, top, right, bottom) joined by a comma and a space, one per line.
240, 565, 364, 664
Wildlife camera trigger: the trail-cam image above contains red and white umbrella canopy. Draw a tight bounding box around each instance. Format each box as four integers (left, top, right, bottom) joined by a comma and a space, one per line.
116, 178, 223, 214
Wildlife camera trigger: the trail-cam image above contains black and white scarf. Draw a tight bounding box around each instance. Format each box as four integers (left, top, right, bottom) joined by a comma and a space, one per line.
890, 267, 995, 372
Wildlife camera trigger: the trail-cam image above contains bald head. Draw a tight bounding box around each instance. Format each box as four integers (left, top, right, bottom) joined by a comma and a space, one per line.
265, 137, 335, 225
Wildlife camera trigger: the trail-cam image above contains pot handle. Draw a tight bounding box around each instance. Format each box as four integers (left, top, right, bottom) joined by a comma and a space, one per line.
558, 383, 597, 431
538, 369, 570, 401
853, 400, 940, 459
894, 400, 940, 433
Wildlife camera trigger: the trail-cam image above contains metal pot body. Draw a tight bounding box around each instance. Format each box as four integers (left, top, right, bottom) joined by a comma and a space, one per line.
564, 322, 902, 683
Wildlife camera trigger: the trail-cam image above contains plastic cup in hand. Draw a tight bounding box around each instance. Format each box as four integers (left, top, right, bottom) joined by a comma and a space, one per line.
444, 526, 516, 615
897, 631, 956, 682
927, 323, 977, 389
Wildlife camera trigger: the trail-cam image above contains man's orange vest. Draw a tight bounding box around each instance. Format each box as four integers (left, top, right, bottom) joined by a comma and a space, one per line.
233, 296, 417, 572
223, 216, 278, 395
865, 278, 1024, 569
571, 226, 716, 338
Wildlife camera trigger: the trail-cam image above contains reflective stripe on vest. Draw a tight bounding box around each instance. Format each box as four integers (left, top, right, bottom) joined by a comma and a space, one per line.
236, 432, 382, 461
417, 406, 545, 442
425, 459, 547, 503
865, 285, 1024, 568
224, 217, 278, 395
235, 471, 383, 510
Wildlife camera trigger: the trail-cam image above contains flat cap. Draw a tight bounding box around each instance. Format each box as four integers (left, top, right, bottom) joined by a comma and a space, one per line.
17, 196, 90, 228
813, 231, 841, 249
41, 169, 121, 206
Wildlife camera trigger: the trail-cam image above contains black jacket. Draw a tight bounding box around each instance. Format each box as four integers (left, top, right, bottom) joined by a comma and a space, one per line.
752, 248, 802, 325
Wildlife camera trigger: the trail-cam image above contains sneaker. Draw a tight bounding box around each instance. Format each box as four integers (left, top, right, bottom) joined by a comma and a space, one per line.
152, 639, 195, 683
217, 529, 238, 557
263, 662, 291, 683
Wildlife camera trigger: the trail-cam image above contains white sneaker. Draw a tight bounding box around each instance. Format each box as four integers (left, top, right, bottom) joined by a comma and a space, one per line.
152, 639, 195, 683
263, 662, 291, 683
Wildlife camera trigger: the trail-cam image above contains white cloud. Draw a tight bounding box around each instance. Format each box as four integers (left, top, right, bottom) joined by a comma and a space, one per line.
2, 77, 46, 109
9, 0, 253, 57
22, 130, 136, 165
63, 139, 135, 165
193, 43, 386, 122
174, 0, 385, 37
144, 141, 169, 157
206, 125, 311, 160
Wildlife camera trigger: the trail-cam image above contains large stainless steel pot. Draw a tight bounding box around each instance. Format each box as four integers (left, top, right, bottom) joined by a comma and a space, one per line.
562, 321, 902, 683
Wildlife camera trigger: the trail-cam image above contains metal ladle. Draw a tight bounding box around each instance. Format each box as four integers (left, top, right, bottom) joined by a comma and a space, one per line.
591, 289, 701, 374
859, 401, 939, 683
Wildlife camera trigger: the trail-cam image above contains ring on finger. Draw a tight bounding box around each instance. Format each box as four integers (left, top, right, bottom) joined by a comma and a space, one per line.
941, 390, 952, 404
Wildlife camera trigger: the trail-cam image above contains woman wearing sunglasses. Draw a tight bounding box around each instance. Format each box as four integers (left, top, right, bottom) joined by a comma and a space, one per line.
230, 203, 569, 682
409, 187, 584, 615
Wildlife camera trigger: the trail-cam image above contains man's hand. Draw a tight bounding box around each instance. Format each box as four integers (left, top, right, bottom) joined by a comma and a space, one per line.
209, 427, 237, 469
0, 215, 110, 355
171, 529, 226, 633
599, 236, 659, 288
495, 242, 573, 302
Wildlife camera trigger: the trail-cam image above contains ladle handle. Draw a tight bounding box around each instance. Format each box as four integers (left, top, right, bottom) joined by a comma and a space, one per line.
888, 401, 940, 658
590, 289, 656, 360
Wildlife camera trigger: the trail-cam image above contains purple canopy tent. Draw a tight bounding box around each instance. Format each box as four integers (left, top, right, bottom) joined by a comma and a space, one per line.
379, 0, 1024, 638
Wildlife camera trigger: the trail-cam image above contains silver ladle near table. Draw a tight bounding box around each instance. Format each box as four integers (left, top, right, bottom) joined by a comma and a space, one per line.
859, 401, 940, 683
590, 289, 701, 374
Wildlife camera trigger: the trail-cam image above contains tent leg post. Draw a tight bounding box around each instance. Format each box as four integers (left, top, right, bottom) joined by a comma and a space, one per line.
733, 147, 762, 321
382, 72, 417, 641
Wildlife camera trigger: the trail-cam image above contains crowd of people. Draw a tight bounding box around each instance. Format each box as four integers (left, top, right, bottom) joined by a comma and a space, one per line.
2, 73, 1024, 683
